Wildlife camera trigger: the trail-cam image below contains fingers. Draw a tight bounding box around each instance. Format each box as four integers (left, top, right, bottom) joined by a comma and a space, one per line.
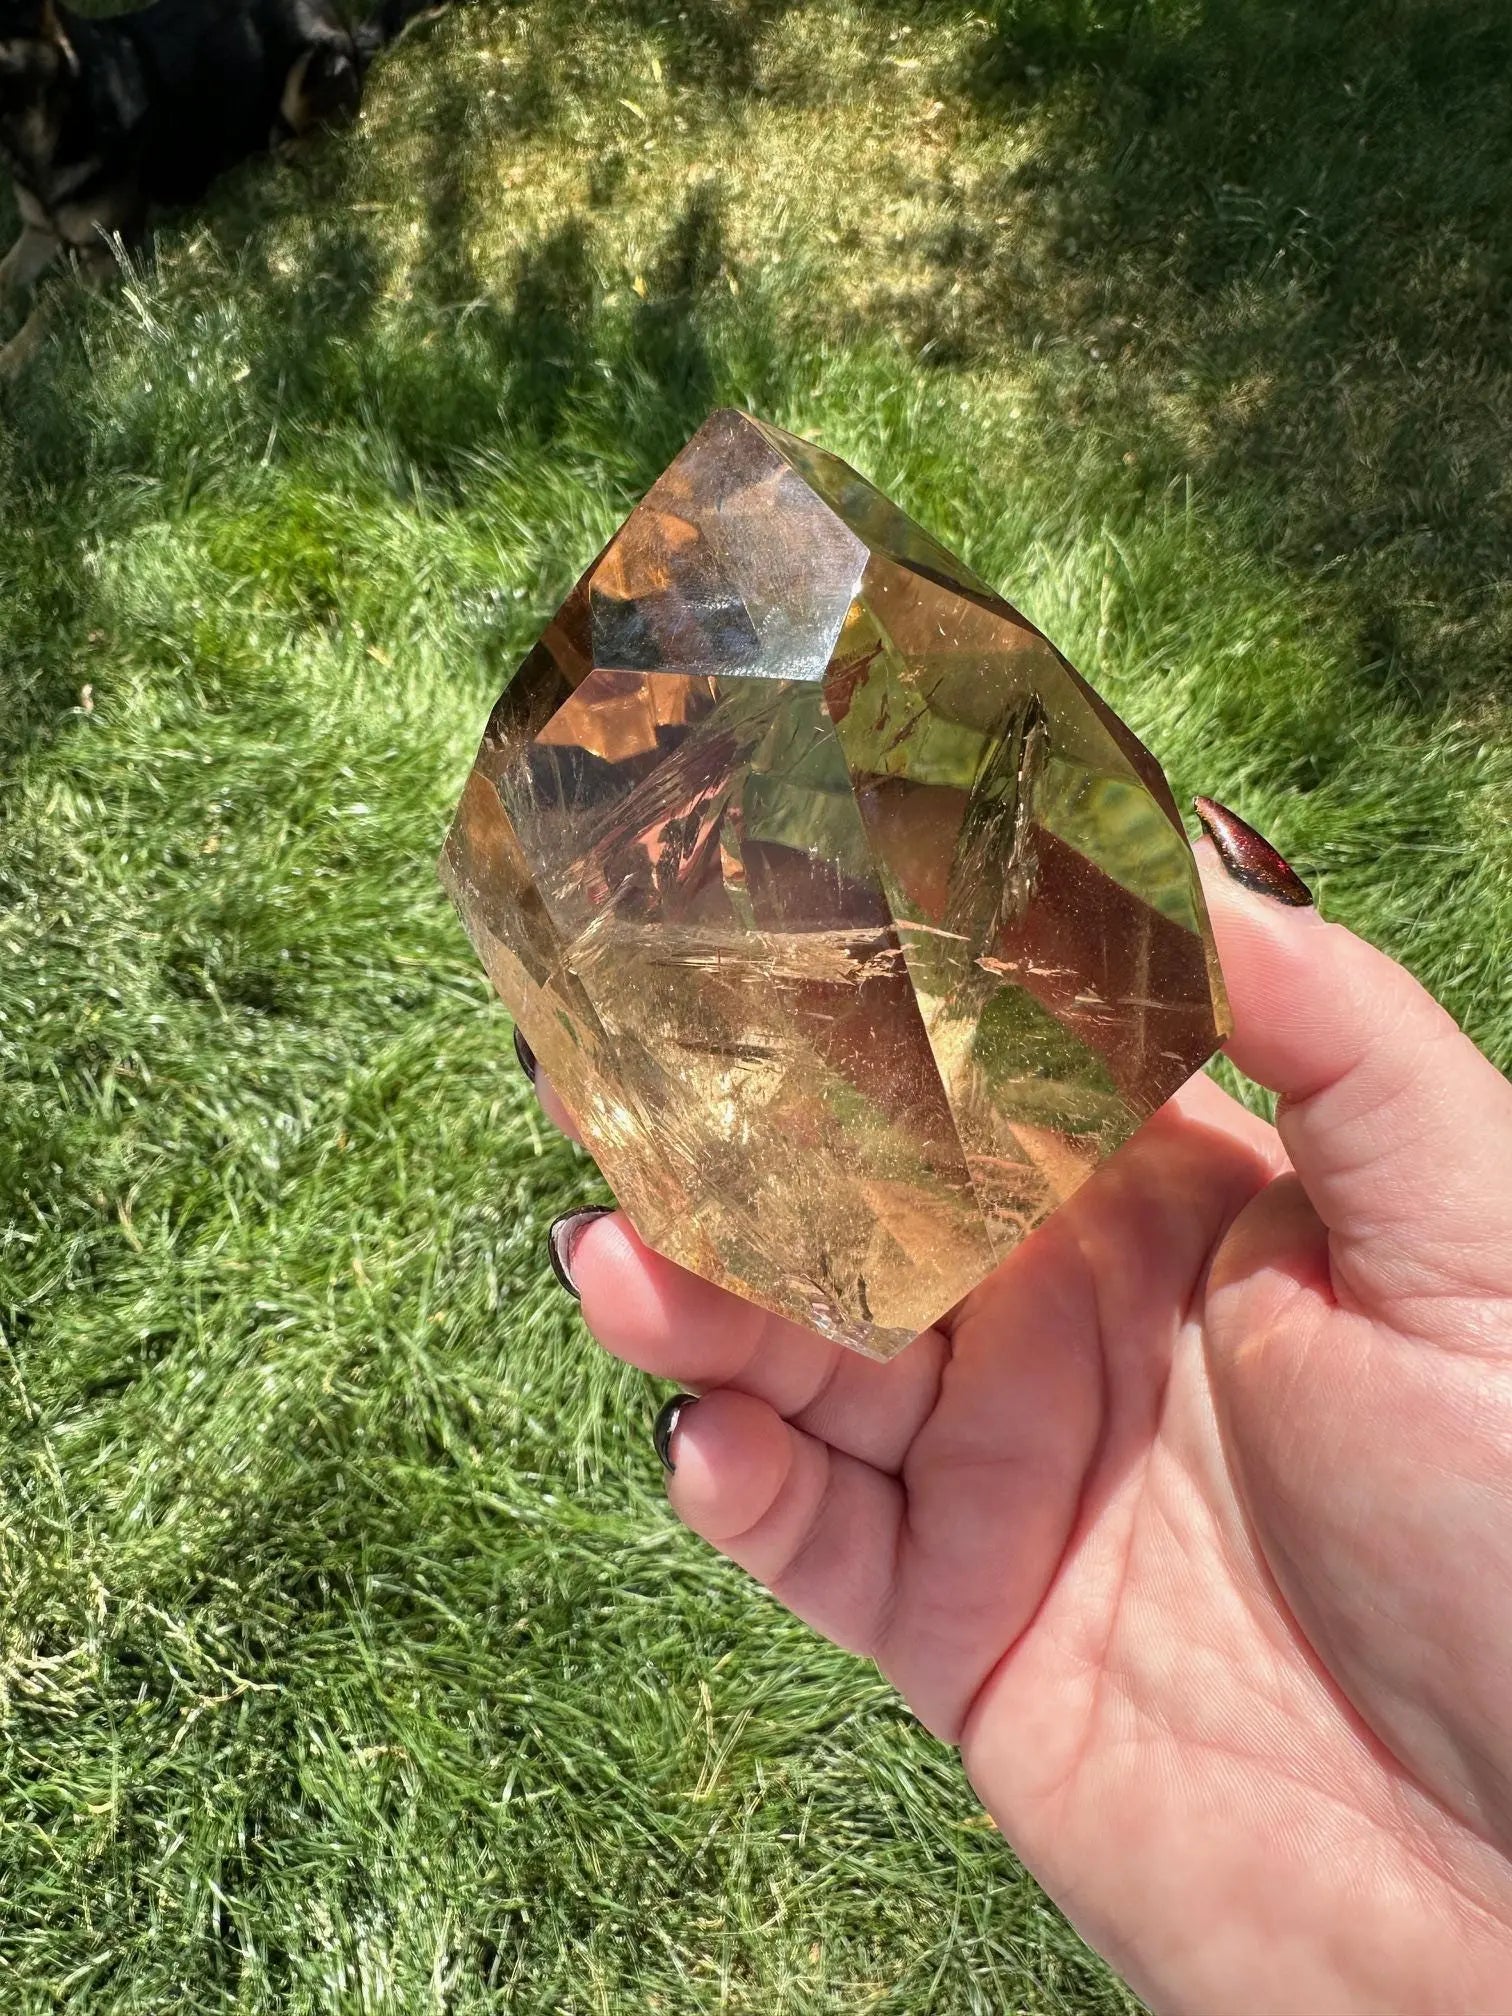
1198, 841, 1512, 1318
512, 1025, 581, 1145
658, 1387, 904, 1660
533, 1068, 580, 1144
565, 1210, 948, 1474
525, 1029, 947, 1468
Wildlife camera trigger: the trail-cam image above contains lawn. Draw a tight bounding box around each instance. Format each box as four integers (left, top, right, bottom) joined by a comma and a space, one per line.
1, 0, 1509, 2008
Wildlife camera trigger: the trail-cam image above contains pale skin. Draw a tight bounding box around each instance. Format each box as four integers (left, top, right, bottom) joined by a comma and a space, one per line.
533, 842, 1512, 2015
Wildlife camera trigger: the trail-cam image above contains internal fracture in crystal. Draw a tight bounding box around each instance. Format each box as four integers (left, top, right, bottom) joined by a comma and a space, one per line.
440, 410, 1230, 1358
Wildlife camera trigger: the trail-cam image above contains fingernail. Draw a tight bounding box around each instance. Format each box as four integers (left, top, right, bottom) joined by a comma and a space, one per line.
546, 1206, 613, 1299
1193, 796, 1314, 908
652, 1393, 697, 1473
513, 1024, 537, 1085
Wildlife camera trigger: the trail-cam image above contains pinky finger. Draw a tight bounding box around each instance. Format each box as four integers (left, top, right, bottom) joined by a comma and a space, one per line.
661, 1388, 903, 1660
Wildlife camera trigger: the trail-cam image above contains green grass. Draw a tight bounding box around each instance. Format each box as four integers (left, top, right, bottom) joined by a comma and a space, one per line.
1, 0, 1509, 2007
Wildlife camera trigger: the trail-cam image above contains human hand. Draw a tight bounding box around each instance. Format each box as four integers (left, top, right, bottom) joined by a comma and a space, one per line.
531, 801, 1512, 2016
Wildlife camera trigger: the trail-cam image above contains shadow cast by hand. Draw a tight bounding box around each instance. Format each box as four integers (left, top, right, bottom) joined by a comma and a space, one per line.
933, 0, 1512, 712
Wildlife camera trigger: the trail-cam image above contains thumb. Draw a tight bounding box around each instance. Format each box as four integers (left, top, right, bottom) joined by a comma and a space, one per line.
1195, 799, 1512, 1321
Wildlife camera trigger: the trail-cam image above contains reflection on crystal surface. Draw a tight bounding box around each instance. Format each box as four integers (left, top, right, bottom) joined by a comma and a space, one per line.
592, 410, 866, 684
495, 669, 995, 1349
441, 410, 1230, 1358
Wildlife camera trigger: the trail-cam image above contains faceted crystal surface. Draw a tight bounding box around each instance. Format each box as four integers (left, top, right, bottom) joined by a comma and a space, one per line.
440, 410, 1230, 1358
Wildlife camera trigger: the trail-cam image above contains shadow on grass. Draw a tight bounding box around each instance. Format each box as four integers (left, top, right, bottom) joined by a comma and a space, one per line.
7, 0, 1511, 778
915, 0, 1512, 711
0, 148, 737, 786
239, 0, 1512, 717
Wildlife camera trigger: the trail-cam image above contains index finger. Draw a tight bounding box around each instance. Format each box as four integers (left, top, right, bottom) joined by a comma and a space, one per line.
512, 1025, 582, 1145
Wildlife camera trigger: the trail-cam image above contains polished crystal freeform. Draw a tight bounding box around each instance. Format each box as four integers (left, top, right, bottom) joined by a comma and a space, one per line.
440, 410, 1230, 1358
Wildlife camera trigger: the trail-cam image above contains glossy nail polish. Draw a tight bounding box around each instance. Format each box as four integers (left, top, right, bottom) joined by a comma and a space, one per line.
513, 1024, 537, 1085
1194, 796, 1314, 908
652, 1393, 697, 1474
546, 1206, 613, 1299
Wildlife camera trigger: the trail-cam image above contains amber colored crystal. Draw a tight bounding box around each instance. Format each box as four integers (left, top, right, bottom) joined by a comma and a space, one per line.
440, 411, 1230, 1358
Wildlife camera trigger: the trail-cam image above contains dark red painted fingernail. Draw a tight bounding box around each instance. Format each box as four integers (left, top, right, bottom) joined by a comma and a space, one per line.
513, 1024, 537, 1084
546, 1206, 613, 1299
653, 1393, 697, 1473
1193, 797, 1314, 908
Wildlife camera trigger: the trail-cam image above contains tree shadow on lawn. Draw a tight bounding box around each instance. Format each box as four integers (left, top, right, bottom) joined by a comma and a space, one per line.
400, 51, 733, 487
0, 200, 387, 795
352, 0, 1512, 724
15, 0, 1510, 754
0, 144, 738, 788
281, 0, 1512, 722
911, 0, 1512, 715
